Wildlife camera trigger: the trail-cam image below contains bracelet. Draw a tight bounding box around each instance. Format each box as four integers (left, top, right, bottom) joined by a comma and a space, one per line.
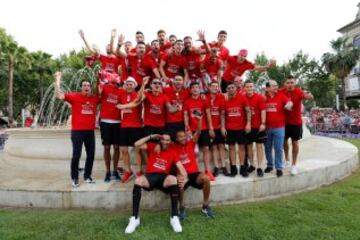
118, 43, 122, 47
149, 134, 152, 140
202, 40, 206, 44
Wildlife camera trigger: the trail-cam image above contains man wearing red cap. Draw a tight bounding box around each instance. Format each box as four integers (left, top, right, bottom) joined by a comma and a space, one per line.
221, 49, 276, 93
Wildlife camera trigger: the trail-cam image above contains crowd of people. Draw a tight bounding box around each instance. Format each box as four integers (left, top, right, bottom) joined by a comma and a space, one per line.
53, 28, 313, 234
307, 108, 360, 136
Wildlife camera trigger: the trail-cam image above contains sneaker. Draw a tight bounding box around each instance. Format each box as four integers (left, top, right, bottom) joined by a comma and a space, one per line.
125, 216, 140, 234
240, 165, 249, 177
206, 171, 216, 181
276, 169, 283, 177
113, 171, 121, 181
285, 161, 291, 168
264, 166, 273, 173
221, 167, 231, 176
71, 179, 80, 188
85, 177, 96, 184
179, 207, 187, 221
104, 172, 111, 182
213, 167, 220, 177
170, 216, 182, 233
290, 166, 298, 176
257, 168, 264, 177
136, 171, 143, 177
201, 206, 215, 219
230, 165, 238, 177
122, 171, 134, 183
248, 165, 256, 174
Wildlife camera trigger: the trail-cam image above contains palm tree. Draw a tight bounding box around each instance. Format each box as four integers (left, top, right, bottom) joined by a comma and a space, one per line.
322, 37, 360, 109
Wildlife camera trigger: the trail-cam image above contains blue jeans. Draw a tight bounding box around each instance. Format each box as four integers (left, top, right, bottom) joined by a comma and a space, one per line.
265, 127, 285, 170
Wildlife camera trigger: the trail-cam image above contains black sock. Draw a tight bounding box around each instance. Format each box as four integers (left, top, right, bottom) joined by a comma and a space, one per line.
168, 185, 179, 217
132, 184, 142, 218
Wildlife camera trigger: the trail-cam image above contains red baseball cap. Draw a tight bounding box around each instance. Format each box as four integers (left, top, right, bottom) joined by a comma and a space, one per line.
239, 49, 248, 57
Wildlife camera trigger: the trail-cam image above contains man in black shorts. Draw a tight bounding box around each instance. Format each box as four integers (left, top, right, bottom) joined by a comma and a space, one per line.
124, 133, 187, 234
244, 80, 267, 177
173, 113, 214, 220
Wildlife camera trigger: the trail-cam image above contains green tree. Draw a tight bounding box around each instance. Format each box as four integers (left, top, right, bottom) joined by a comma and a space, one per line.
322, 37, 360, 109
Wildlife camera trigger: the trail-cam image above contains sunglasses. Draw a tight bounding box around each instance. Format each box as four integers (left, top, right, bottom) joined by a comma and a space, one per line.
152, 82, 162, 85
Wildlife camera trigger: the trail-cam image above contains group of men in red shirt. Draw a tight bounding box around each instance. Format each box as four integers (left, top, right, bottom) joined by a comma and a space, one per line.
53, 28, 314, 233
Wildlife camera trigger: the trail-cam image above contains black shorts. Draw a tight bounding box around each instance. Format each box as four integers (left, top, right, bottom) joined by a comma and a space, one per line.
211, 129, 226, 145
285, 124, 303, 141
198, 130, 211, 147
100, 122, 121, 145
226, 130, 246, 145
166, 122, 185, 141
143, 126, 165, 143
119, 127, 144, 146
221, 80, 233, 93
246, 128, 267, 144
144, 173, 168, 193
184, 172, 203, 190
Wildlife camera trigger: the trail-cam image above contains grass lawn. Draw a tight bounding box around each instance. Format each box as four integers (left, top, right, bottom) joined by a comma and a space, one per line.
1, 139, 360, 240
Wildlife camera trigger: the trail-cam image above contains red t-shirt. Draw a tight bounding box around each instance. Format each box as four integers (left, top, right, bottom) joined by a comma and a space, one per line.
119, 57, 129, 81
183, 49, 202, 79
173, 140, 199, 174
279, 88, 304, 125
208, 93, 225, 129
146, 51, 165, 67
201, 56, 222, 81
163, 87, 190, 123
184, 96, 210, 131
98, 55, 122, 73
202, 42, 229, 62
223, 57, 255, 81
145, 143, 178, 174
99, 84, 124, 121
161, 53, 186, 79
128, 55, 157, 85
224, 94, 249, 130
160, 42, 172, 52
143, 91, 169, 127
245, 93, 266, 129
265, 92, 289, 128
64, 93, 99, 130
119, 91, 142, 128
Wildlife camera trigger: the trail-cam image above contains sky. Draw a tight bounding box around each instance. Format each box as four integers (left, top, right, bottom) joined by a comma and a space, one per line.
0, 0, 359, 63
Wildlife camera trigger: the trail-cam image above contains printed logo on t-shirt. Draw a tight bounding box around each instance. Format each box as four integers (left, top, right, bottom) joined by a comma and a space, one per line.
211, 106, 220, 116
179, 153, 190, 165
106, 94, 118, 104
227, 107, 241, 117
150, 104, 162, 114
190, 108, 202, 117
266, 103, 278, 112
105, 63, 115, 72
167, 64, 180, 74
153, 157, 167, 170
81, 102, 94, 115
122, 108, 133, 114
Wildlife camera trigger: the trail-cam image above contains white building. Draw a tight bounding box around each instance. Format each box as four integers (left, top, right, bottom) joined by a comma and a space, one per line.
338, 3, 360, 98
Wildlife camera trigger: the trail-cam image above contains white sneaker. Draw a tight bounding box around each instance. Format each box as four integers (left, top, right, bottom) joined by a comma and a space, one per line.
170, 216, 182, 233
125, 216, 140, 234
71, 179, 80, 188
285, 161, 291, 168
290, 166, 298, 176
85, 177, 96, 184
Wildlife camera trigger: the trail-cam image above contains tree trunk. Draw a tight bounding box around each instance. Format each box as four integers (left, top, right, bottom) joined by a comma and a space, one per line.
8, 54, 14, 127
39, 70, 44, 106
341, 77, 347, 110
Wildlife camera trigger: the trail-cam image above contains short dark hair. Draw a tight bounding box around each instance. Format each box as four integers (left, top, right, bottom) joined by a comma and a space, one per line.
218, 30, 227, 36
265, 82, 271, 88
190, 82, 200, 88
183, 36, 192, 41
175, 39, 183, 44
80, 79, 91, 87
157, 29, 166, 35
244, 80, 253, 85
210, 81, 219, 86
286, 75, 295, 80
135, 31, 144, 35
136, 41, 146, 46
169, 34, 176, 39
151, 39, 159, 45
